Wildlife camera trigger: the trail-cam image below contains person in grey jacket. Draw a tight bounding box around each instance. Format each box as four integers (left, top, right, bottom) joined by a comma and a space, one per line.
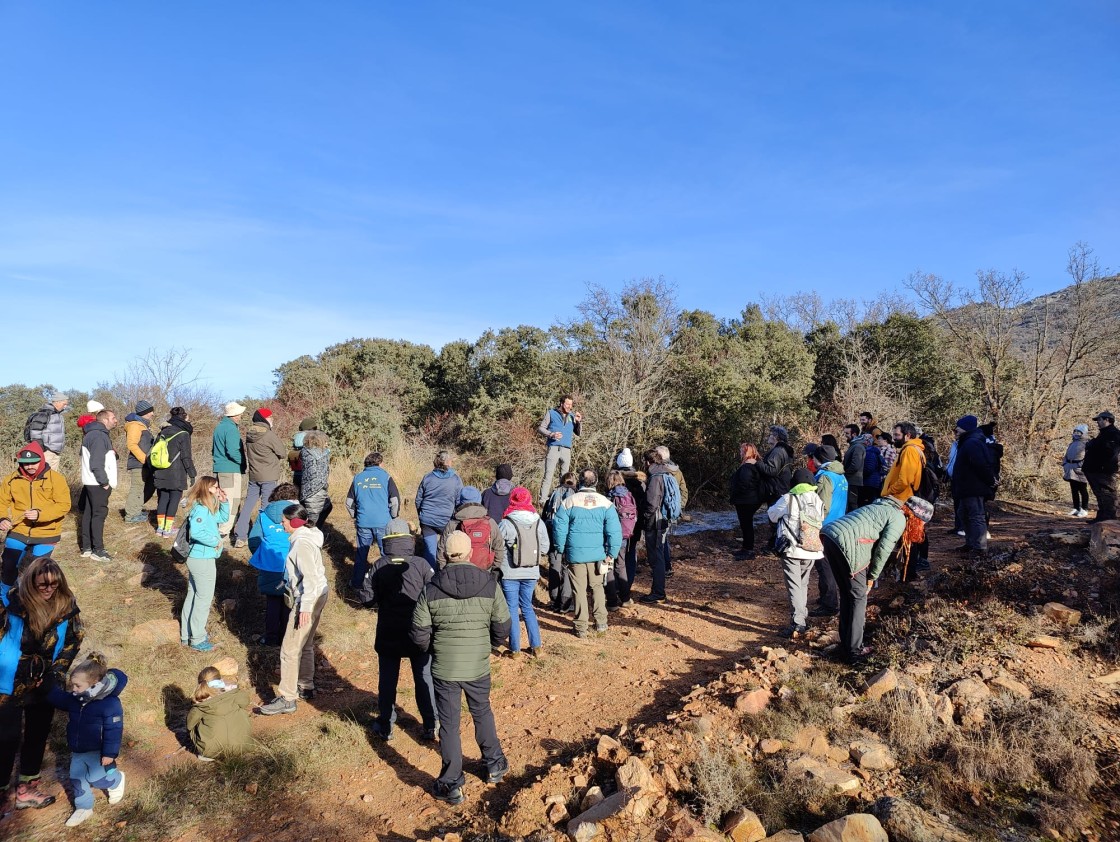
841, 424, 866, 511
25, 393, 69, 472
497, 486, 549, 657
1063, 424, 1090, 517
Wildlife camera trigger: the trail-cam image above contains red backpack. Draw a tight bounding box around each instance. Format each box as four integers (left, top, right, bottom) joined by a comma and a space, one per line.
612, 488, 638, 539
457, 517, 495, 569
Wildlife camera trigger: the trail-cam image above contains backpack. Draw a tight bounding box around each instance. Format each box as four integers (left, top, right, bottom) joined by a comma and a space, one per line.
170, 519, 191, 562
457, 516, 495, 568
148, 430, 185, 470
660, 474, 682, 522
917, 454, 941, 504
776, 494, 824, 554
543, 486, 574, 522
23, 409, 51, 443
507, 518, 541, 568
920, 435, 943, 477
612, 489, 638, 539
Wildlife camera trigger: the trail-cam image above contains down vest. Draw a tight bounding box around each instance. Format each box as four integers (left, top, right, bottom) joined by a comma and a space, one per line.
410, 561, 511, 682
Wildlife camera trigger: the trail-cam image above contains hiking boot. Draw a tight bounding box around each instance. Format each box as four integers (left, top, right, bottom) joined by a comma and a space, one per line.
809, 606, 838, 618
107, 770, 126, 804
638, 594, 665, 604
432, 781, 464, 805
506, 650, 523, 660
421, 724, 439, 742
65, 808, 94, 827
781, 624, 808, 640
297, 687, 315, 701
14, 779, 55, 809
595, 625, 608, 634
257, 697, 297, 716
528, 646, 543, 658
125, 514, 148, 524
486, 757, 510, 784
575, 630, 589, 639
370, 722, 393, 741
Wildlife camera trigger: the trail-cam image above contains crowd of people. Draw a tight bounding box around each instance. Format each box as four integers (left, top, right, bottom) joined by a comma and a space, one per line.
2, 391, 1119, 820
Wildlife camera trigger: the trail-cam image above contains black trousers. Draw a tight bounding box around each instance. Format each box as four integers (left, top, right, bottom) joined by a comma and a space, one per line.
264, 595, 290, 646
547, 550, 572, 610
1087, 472, 1117, 520
1069, 480, 1089, 511
433, 675, 505, 789
157, 488, 183, 518
0, 701, 56, 785
734, 502, 762, 552
80, 485, 111, 553
822, 535, 869, 662
377, 652, 437, 734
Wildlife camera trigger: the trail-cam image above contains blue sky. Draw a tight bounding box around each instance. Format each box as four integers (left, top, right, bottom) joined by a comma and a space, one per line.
2, 2, 1117, 398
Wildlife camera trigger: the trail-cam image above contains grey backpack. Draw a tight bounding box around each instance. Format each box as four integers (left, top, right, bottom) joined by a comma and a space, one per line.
507, 518, 541, 568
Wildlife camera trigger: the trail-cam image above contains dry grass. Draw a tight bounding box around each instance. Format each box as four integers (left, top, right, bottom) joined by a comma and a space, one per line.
748, 660, 854, 743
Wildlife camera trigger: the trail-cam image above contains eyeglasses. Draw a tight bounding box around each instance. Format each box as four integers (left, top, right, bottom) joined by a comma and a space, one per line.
35, 579, 59, 593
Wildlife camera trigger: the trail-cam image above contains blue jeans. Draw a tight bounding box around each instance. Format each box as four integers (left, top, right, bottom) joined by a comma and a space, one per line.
377, 652, 436, 735
1, 537, 55, 585
420, 526, 440, 571
352, 526, 386, 588
501, 578, 541, 651
69, 751, 121, 809
234, 480, 277, 542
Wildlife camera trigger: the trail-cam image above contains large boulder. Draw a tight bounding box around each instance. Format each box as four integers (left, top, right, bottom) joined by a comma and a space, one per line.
872, 797, 970, 842
808, 814, 888, 842
721, 808, 766, 842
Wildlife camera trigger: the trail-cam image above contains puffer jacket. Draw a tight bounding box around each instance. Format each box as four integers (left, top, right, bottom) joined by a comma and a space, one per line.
729, 462, 762, 507
437, 503, 504, 569
950, 429, 996, 499
249, 499, 296, 596
48, 668, 127, 756
1063, 436, 1087, 483
0, 582, 83, 702
186, 687, 251, 758
245, 422, 287, 483
552, 488, 623, 564
410, 561, 511, 682
415, 469, 464, 530
125, 413, 154, 470
186, 501, 231, 560
0, 442, 72, 543
767, 484, 826, 561
481, 479, 513, 524
821, 497, 906, 581
26, 404, 66, 454
80, 420, 118, 488
152, 418, 196, 491
300, 447, 330, 498
880, 438, 925, 502
365, 532, 433, 658
498, 510, 550, 580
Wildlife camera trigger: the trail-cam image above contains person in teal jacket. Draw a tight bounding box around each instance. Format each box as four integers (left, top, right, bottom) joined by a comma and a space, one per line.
810, 452, 848, 619
248, 483, 299, 645
180, 477, 231, 652
212, 402, 246, 539
551, 470, 622, 638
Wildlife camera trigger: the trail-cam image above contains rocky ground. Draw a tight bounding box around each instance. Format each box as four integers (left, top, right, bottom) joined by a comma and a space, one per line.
3, 500, 1118, 842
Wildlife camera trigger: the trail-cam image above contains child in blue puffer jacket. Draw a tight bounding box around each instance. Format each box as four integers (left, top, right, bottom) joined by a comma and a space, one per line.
48, 652, 127, 827
249, 483, 300, 645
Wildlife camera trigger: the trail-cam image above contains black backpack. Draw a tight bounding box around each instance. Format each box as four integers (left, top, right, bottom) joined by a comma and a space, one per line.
917, 454, 941, 504
23, 409, 51, 443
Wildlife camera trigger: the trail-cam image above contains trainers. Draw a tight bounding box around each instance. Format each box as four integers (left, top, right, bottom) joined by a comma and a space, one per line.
809, 606, 838, 618
90, 551, 113, 562
781, 624, 808, 640
528, 646, 543, 658
1068, 508, 1081, 517
595, 625, 608, 633
432, 781, 465, 805
65, 807, 95, 827
575, 630, 588, 639
190, 640, 216, 652
232, 538, 245, 549
486, 757, 510, 784
257, 697, 297, 716
125, 514, 148, 524
956, 530, 966, 537
107, 770, 126, 804
80, 549, 93, 558
14, 779, 55, 809
421, 724, 439, 742
1077, 509, 1090, 518
197, 755, 216, 763
638, 594, 666, 604
297, 687, 315, 701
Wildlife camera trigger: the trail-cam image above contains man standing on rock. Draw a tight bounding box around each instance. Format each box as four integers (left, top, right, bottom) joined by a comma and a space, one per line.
123, 400, 156, 523
1084, 411, 1120, 523
213, 402, 247, 540
25, 392, 70, 472
538, 395, 582, 504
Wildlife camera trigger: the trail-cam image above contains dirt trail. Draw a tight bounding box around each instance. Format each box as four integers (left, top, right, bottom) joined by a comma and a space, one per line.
4, 501, 1105, 841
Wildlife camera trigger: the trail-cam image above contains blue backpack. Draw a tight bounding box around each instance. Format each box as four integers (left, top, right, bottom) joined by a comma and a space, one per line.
661, 474, 682, 521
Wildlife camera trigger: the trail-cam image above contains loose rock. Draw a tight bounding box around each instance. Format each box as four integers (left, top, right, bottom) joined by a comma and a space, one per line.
807, 814, 888, 842
721, 808, 766, 842
872, 796, 970, 842
1043, 602, 1082, 626
863, 668, 899, 702
735, 688, 771, 715
849, 739, 896, 771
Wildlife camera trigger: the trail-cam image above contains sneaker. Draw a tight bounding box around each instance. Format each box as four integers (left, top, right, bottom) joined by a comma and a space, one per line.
606, 604, 620, 612
575, 630, 588, 639
297, 687, 315, 701
80, 549, 93, 558
90, 551, 113, 562
983, 531, 991, 541
486, 757, 510, 784
370, 722, 393, 741
166, 528, 179, 539
197, 755, 216, 763
107, 770, 126, 804
619, 599, 634, 608
65, 807, 95, 827
1068, 508, 1081, 517
1077, 509, 1090, 518
595, 625, 608, 633
956, 530, 966, 537
14, 779, 55, 809
781, 624, 808, 640
432, 781, 465, 805
506, 650, 523, 660
155, 529, 167, 538
638, 594, 666, 604
232, 538, 245, 549
257, 697, 297, 716
190, 640, 216, 652
125, 514, 148, 524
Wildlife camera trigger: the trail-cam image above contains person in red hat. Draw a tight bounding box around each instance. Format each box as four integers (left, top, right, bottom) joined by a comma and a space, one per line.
232, 409, 288, 547
0, 442, 73, 583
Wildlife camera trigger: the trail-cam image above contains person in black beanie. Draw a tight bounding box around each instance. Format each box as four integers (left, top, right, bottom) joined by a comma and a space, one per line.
481, 464, 514, 524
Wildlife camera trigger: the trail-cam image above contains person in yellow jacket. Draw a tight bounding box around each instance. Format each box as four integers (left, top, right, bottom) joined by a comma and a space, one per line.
0, 441, 73, 583
880, 422, 925, 503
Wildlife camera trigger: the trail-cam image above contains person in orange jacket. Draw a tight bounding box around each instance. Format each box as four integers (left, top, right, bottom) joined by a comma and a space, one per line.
0, 441, 73, 583
880, 422, 926, 503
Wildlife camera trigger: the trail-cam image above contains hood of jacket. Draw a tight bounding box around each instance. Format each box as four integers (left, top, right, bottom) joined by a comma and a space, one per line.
124, 412, 150, 426
382, 532, 418, 557
195, 687, 246, 715
289, 526, 325, 550
87, 668, 128, 701
263, 499, 296, 522
15, 441, 49, 480
429, 468, 455, 479
490, 478, 514, 496
504, 508, 541, 526
818, 460, 844, 475
648, 463, 670, 477
790, 482, 817, 495
161, 416, 194, 436
246, 422, 273, 443
83, 420, 109, 437
432, 560, 494, 600
453, 502, 489, 520
620, 469, 647, 482
608, 485, 630, 500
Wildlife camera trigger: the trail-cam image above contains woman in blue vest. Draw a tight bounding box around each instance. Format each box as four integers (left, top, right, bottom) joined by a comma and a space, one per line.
537, 395, 582, 504
0, 556, 83, 810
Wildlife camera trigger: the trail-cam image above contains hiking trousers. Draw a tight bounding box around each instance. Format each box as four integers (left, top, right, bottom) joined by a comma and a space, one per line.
0, 701, 55, 784
539, 445, 572, 503
1087, 472, 1118, 520
823, 535, 869, 662
377, 652, 437, 736
278, 592, 328, 701
959, 496, 988, 551
567, 561, 607, 633
781, 554, 817, 628
80, 485, 111, 554
216, 473, 243, 537
433, 675, 506, 790
125, 467, 154, 519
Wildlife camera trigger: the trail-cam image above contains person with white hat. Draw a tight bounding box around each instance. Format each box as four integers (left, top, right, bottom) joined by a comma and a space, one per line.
212, 402, 247, 539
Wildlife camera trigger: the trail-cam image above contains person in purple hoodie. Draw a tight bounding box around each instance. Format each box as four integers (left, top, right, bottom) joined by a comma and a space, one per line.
481, 464, 514, 524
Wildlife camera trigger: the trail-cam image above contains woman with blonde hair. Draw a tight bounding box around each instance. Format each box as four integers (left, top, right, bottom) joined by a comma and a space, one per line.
0, 556, 83, 810
180, 476, 230, 652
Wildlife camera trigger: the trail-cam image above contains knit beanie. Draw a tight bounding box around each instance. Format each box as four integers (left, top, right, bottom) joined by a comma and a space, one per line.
134, 399, 154, 415
770, 425, 789, 443
791, 467, 817, 488
955, 415, 979, 433
458, 486, 482, 506
504, 486, 537, 518
1074, 424, 1089, 436
616, 448, 634, 469
253, 408, 273, 424
49, 392, 68, 403
496, 463, 514, 481
446, 531, 472, 561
